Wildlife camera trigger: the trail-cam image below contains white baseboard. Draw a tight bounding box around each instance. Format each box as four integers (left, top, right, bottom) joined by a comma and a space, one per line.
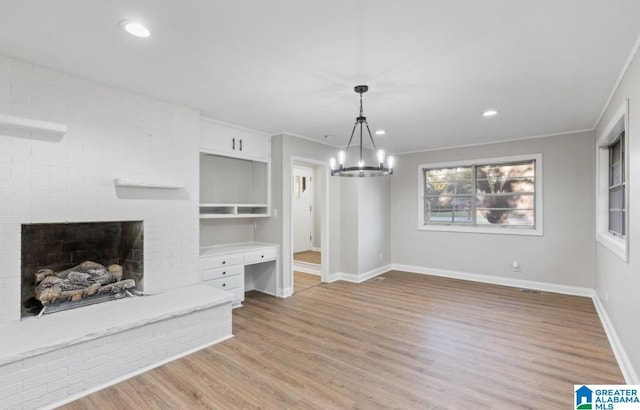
391, 264, 594, 297
280, 286, 293, 298
293, 261, 321, 275
326, 273, 342, 283
45, 334, 234, 410
592, 293, 639, 384
312, 247, 322, 252
331, 265, 391, 284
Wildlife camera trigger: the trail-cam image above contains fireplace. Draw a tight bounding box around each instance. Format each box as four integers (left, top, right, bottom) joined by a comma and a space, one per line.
21, 221, 144, 318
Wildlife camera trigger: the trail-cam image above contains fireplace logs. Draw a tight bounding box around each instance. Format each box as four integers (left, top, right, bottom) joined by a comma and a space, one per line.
34, 261, 135, 305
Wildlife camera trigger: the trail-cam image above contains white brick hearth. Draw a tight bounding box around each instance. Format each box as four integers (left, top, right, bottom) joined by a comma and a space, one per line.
0, 285, 233, 409
0, 54, 232, 408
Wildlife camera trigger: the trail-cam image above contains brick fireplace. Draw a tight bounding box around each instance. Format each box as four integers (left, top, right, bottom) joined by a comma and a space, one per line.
21, 221, 144, 317
0, 53, 229, 410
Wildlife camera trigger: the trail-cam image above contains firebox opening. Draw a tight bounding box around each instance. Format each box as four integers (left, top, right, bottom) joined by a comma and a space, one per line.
21, 221, 144, 318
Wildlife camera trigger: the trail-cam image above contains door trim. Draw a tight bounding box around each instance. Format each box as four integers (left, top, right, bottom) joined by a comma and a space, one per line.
288, 157, 330, 289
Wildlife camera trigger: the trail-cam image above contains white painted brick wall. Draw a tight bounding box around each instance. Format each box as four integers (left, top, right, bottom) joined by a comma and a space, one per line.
0, 54, 202, 324
0, 303, 232, 409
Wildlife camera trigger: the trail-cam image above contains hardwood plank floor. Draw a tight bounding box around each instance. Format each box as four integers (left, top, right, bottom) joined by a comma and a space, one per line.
293, 250, 321, 265
61, 271, 622, 409
294, 271, 321, 293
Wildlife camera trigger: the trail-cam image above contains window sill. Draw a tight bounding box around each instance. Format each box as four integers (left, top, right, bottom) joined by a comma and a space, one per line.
419, 224, 543, 236
596, 232, 628, 262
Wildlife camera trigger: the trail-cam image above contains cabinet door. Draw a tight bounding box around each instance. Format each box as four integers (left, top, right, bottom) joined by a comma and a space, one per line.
235, 132, 271, 162
200, 119, 235, 156
200, 118, 270, 162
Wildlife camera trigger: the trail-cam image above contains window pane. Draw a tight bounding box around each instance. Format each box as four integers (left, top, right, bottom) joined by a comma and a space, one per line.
425, 167, 473, 181
426, 180, 472, 196
611, 139, 621, 163
610, 163, 622, 186
476, 162, 535, 197
609, 211, 623, 235
476, 193, 534, 225
609, 187, 623, 210
425, 197, 472, 224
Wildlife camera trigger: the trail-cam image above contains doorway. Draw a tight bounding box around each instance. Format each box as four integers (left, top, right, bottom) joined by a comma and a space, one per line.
291, 162, 325, 293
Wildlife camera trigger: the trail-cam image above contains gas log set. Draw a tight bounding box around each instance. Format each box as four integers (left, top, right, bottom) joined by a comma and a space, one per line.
33, 261, 136, 315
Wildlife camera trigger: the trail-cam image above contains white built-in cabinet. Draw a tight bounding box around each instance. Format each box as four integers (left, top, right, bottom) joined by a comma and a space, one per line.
200, 117, 270, 162
199, 118, 271, 218
200, 243, 278, 307
199, 117, 278, 307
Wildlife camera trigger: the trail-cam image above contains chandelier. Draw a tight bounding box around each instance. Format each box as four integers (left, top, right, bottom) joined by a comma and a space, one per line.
329, 85, 394, 177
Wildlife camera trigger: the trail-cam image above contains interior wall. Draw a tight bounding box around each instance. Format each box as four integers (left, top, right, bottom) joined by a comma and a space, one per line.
200, 219, 255, 247
390, 131, 595, 288
358, 177, 391, 274
340, 178, 359, 275
594, 46, 640, 382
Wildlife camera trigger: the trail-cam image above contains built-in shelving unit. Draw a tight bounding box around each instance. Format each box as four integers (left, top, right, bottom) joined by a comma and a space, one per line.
113, 178, 185, 189
199, 152, 270, 219
0, 113, 67, 136
200, 203, 269, 218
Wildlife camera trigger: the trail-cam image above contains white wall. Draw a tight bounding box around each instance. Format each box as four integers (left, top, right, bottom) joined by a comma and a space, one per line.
391, 131, 595, 289
594, 46, 640, 383
0, 54, 201, 324
358, 177, 391, 274
340, 179, 359, 275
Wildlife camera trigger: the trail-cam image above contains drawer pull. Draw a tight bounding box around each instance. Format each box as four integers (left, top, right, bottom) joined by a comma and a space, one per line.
222, 261, 226, 265
222, 283, 226, 287
261, 255, 264, 258
222, 271, 226, 275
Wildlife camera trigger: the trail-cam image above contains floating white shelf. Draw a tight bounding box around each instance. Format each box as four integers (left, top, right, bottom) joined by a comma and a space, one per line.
0, 113, 67, 135
114, 178, 185, 189
200, 203, 270, 218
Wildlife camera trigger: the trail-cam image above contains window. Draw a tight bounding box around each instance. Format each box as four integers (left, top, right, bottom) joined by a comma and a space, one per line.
418, 154, 543, 235
608, 132, 625, 237
596, 100, 629, 261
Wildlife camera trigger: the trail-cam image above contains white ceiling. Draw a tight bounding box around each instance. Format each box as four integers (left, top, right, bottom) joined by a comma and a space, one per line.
1, 0, 639, 153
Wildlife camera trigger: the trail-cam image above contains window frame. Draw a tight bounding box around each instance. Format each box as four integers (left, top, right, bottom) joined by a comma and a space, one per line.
418, 153, 543, 236
596, 100, 629, 261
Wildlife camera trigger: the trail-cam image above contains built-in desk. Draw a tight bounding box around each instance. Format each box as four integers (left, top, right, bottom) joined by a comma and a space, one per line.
200, 242, 279, 307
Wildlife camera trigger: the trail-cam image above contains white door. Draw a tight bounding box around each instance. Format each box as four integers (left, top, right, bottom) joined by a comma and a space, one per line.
293, 167, 313, 253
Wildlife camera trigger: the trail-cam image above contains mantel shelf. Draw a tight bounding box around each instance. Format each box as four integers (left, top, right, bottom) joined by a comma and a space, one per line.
0, 113, 67, 135
114, 178, 185, 189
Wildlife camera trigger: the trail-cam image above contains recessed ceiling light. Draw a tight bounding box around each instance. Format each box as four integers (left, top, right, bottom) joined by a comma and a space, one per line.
482, 109, 499, 117
120, 21, 151, 38
375, 130, 386, 135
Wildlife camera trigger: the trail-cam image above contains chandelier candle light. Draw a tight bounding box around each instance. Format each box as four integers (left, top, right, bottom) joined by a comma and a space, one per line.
329, 85, 394, 177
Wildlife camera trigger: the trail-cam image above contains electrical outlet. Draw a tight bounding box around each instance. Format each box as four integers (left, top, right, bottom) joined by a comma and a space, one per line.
379, 253, 383, 261
604, 292, 609, 302
512, 261, 521, 272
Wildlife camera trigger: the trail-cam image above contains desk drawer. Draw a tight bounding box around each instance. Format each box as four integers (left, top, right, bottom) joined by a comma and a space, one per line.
244, 247, 278, 264
202, 264, 243, 281
204, 274, 244, 291
201, 254, 244, 270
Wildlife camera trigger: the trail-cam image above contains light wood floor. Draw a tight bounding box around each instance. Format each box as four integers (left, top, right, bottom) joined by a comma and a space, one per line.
293, 250, 321, 265
62, 271, 622, 409
294, 271, 321, 293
